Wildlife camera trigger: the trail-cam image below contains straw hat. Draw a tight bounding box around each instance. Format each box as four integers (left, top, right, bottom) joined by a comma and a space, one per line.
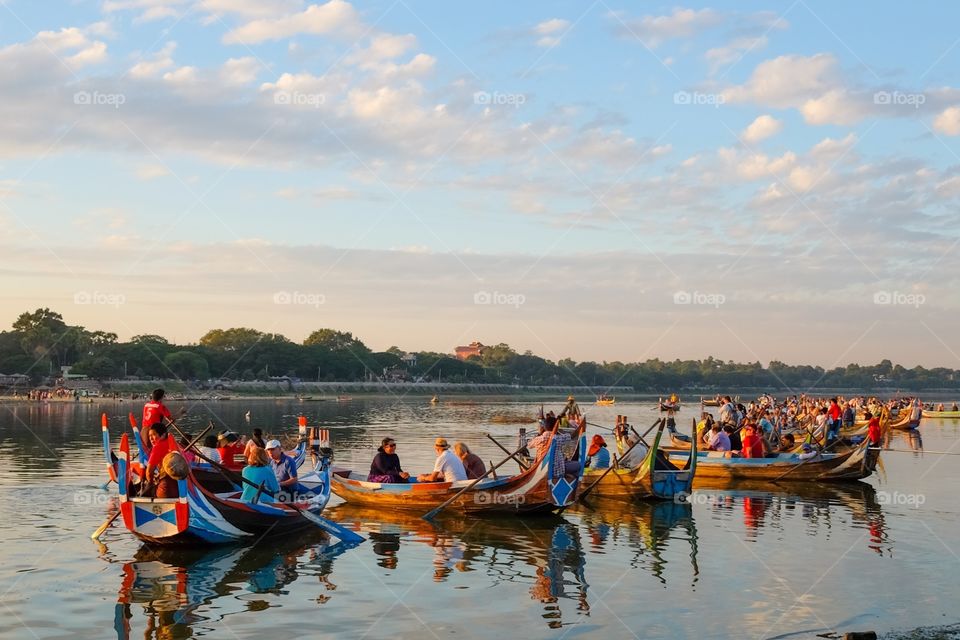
434, 437, 450, 449
162, 452, 188, 480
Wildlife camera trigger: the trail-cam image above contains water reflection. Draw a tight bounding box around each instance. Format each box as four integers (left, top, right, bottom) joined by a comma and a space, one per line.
327, 506, 589, 628
110, 532, 343, 639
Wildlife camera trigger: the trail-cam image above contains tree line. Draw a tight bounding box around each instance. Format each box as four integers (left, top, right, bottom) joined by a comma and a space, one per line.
1, 308, 958, 391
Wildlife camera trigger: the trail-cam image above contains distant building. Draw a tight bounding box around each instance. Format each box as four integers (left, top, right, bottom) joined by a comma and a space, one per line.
455, 341, 484, 361
0, 373, 29, 387
401, 352, 417, 367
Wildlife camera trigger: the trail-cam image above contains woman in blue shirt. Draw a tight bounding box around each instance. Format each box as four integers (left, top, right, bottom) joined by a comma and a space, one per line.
241, 447, 280, 503
586, 434, 611, 469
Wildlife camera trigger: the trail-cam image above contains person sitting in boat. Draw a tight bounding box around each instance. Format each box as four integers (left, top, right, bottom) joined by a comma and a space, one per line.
739, 424, 764, 458
368, 437, 410, 483
266, 439, 298, 501
777, 433, 796, 452
243, 428, 267, 458
617, 434, 648, 468
526, 418, 555, 460
417, 438, 467, 483
217, 432, 245, 471
143, 424, 170, 489
242, 447, 280, 503
937, 403, 945, 412
707, 422, 731, 452
147, 451, 187, 498
454, 442, 487, 480
797, 443, 818, 461
198, 434, 221, 464
723, 424, 741, 451
585, 435, 610, 470
757, 410, 776, 444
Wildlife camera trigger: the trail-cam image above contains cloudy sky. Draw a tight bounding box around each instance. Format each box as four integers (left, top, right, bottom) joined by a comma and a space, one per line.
1, 0, 959, 367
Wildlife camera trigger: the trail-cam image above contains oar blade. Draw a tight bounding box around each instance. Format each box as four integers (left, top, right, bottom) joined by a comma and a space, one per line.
297, 508, 365, 545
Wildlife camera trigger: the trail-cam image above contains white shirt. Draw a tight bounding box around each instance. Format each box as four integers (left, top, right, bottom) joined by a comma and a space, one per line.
198, 446, 221, 463
618, 437, 649, 468
433, 449, 468, 482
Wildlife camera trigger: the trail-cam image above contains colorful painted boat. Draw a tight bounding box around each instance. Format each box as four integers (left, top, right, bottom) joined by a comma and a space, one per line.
330, 427, 587, 515
595, 396, 616, 406
665, 438, 880, 484
582, 420, 696, 500
110, 431, 344, 545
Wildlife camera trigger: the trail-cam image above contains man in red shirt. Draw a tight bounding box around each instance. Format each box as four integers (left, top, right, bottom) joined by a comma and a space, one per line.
828, 398, 842, 441
143, 388, 173, 430
866, 411, 883, 446
740, 423, 765, 458
144, 424, 171, 488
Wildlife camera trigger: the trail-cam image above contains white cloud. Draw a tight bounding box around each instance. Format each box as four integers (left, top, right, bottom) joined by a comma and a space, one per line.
136, 164, 171, 180
706, 35, 767, 72
741, 114, 782, 144
220, 56, 261, 85
533, 18, 570, 47
198, 0, 303, 19
129, 41, 177, 78
222, 0, 363, 44
102, 0, 189, 22
934, 106, 960, 136
722, 53, 839, 109
612, 7, 722, 48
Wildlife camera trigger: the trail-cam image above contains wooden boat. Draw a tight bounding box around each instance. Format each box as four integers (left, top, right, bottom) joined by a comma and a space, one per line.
110, 432, 346, 545
921, 409, 960, 418
330, 427, 588, 515
595, 396, 616, 406
582, 420, 696, 500
888, 412, 920, 430
665, 438, 880, 484
337, 395, 353, 402
430, 395, 439, 404
700, 397, 721, 407
102, 417, 309, 494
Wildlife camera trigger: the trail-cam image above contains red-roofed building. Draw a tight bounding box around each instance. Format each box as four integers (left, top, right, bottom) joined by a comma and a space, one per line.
454, 341, 484, 361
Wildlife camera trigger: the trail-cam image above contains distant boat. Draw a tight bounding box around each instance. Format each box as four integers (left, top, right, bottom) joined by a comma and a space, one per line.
430, 396, 439, 404
595, 395, 616, 406
337, 395, 353, 402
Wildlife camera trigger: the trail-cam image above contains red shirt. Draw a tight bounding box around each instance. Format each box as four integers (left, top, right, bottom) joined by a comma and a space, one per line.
740, 432, 764, 458
829, 403, 841, 421
146, 437, 171, 472
143, 401, 172, 427
867, 417, 882, 445
218, 442, 246, 470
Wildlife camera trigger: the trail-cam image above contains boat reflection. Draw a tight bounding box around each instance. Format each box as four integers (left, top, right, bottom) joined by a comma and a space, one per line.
683, 481, 891, 556
571, 499, 700, 587
326, 506, 589, 629
111, 532, 345, 639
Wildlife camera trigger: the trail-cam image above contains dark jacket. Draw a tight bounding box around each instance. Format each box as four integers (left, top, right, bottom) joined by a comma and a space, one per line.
369, 448, 405, 482
462, 453, 487, 480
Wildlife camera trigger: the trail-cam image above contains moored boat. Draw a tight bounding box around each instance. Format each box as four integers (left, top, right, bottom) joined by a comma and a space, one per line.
106, 428, 355, 546
665, 438, 880, 485
582, 420, 696, 500
921, 410, 960, 419
330, 425, 587, 515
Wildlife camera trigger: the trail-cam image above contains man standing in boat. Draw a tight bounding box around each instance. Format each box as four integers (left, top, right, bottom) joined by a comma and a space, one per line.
142, 388, 186, 431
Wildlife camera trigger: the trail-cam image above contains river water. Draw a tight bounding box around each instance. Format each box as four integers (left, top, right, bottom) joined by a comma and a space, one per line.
1, 397, 958, 639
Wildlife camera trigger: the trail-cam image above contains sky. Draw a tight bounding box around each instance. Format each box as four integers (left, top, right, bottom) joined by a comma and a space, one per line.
1, 0, 959, 368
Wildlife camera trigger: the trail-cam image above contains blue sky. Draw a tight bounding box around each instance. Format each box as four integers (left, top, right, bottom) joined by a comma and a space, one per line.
1, 1, 959, 367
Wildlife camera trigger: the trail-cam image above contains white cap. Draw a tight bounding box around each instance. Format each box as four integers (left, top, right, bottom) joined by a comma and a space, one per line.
265, 439, 282, 450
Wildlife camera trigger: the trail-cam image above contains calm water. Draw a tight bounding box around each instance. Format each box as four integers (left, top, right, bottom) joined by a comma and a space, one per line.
1, 397, 958, 639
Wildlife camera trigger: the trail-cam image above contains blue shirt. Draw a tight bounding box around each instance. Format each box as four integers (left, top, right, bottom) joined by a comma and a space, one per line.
271, 452, 297, 485
588, 447, 611, 469
241, 464, 279, 502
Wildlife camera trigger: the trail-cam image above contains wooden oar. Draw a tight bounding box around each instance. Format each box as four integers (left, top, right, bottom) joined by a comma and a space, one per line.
92, 425, 211, 541
577, 425, 655, 503
422, 442, 529, 521
186, 445, 363, 545
485, 433, 529, 471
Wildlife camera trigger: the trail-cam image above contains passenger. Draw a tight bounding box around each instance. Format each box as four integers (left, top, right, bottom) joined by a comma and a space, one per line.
217, 432, 245, 471
242, 447, 279, 503
842, 402, 856, 428
526, 420, 554, 461
417, 438, 468, 483
723, 424, 741, 451
797, 443, 819, 461
177, 434, 196, 464
454, 442, 487, 480
866, 411, 883, 446
243, 428, 267, 458
586, 435, 611, 469
143, 424, 170, 487
617, 434, 648, 467
198, 435, 221, 464
266, 439, 298, 501
952, 403, 959, 412
777, 434, 796, 453
154, 451, 188, 498
368, 438, 410, 483
707, 423, 731, 452
739, 424, 764, 458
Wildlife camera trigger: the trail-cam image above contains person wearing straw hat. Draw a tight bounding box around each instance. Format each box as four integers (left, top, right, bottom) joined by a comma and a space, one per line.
417, 438, 467, 483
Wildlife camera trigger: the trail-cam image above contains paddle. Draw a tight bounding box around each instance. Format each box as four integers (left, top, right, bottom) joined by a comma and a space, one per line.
578, 420, 661, 503
485, 433, 529, 471
186, 445, 364, 545
92, 424, 212, 541
422, 441, 531, 521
